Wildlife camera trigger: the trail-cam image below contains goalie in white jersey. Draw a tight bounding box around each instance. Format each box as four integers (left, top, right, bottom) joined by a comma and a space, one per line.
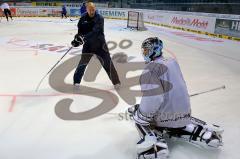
128, 37, 223, 159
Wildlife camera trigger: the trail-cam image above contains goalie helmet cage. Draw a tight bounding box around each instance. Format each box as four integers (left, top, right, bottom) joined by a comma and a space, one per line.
127, 11, 146, 31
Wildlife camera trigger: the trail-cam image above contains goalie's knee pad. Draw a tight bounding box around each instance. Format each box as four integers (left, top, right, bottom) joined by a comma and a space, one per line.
129, 104, 152, 126
166, 121, 223, 148
137, 134, 169, 159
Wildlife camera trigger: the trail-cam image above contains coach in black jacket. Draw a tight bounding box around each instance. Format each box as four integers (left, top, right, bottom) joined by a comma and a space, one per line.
71, 2, 121, 89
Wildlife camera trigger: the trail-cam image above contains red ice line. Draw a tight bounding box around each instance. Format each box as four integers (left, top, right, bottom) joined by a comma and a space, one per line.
8, 95, 16, 112
165, 48, 177, 59
0, 93, 64, 113
0, 48, 177, 113
0, 86, 119, 113
2, 38, 177, 112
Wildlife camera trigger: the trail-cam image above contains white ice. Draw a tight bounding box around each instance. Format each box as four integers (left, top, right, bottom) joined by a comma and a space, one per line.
0, 17, 240, 159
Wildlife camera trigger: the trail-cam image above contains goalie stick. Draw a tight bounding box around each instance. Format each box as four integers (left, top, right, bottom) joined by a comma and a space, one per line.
106, 85, 226, 116
190, 85, 225, 97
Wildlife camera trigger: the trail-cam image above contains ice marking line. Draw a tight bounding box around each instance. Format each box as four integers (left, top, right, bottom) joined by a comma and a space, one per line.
0, 84, 225, 114
34, 49, 38, 56
105, 90, 118, 105
0, 87, 123, 99
171, 36, 240, 62
148, 25, 240, 62
8, 95, 16, 112
178, 41, 240, 62
7, 38, 30, 47
0, 87, 121, 98
0, 94, 61, 97
164, 48, 177, 59
0, 85, 225, 98
0, 87, 120, 113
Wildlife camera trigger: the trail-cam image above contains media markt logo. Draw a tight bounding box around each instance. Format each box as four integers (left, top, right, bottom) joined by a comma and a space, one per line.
171, 17, 209, 29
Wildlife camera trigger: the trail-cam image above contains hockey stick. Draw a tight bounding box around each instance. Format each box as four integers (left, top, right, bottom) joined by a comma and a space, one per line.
190, 85, 226, 97
70, 18, 79, 22
35, 47, 73, 92
106, 85, 226, 116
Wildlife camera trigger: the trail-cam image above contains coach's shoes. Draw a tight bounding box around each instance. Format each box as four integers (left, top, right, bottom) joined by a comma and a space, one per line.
73, 83, 80, 90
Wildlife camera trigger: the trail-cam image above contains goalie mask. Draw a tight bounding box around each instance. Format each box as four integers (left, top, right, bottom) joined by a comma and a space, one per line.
141, 37, 163, 62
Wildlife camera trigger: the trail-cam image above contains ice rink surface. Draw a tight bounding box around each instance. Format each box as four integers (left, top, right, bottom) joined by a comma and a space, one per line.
0, 17, 240, 159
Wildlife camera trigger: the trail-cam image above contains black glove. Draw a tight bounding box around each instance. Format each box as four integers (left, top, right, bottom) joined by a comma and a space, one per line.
71, 34, 84, 47
71, 40, 80, 47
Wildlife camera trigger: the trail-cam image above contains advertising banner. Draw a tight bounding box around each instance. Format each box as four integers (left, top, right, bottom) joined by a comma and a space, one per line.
17, 8, 39, 16
39, 8, 49, 16
0, 8, 16, 16
70, 8, 80, 16
65, 3, 108, 8
51, 8, 62, 16
215, 19, 240, 38
143, 11, 167, 24
98, 9, 127, 19
15, 3, 32, 6
70, 8, 127, 18
167, 14, 216, 33
10, 8, 17, 16
32, 2, 62, 7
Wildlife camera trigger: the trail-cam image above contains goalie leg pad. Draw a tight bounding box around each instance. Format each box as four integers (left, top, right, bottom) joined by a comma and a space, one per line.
135, 124, 169, 159
190, 117, 224, 135
165, 122, 223, 148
